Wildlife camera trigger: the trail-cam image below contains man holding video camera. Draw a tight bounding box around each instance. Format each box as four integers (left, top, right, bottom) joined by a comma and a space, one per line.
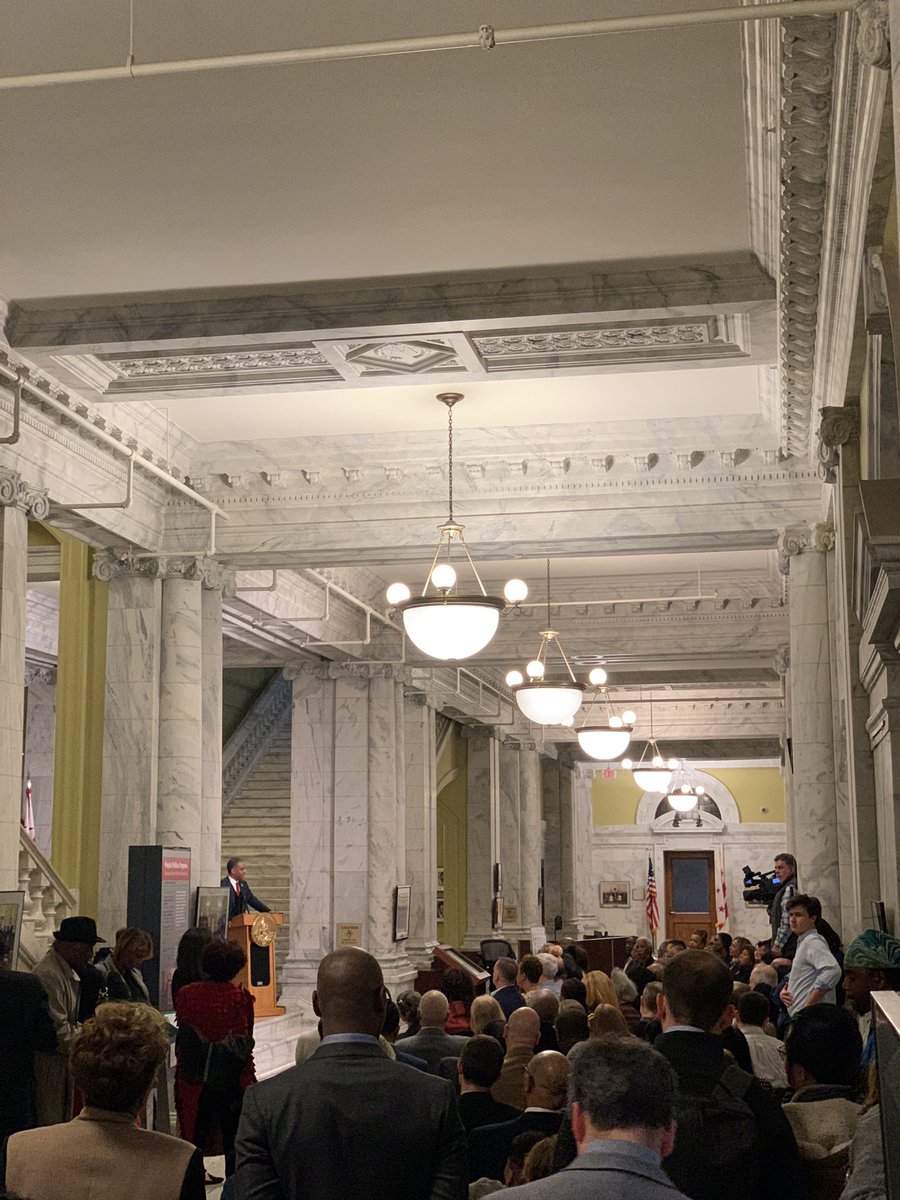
769, 853, 798, 958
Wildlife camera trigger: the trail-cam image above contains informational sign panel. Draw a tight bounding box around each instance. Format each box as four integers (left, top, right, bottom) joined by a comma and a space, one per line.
127, 845, 192, 1011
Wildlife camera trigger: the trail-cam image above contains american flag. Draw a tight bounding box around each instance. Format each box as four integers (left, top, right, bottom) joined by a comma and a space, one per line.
645, 855, 659, 934
716, 849, 729, 930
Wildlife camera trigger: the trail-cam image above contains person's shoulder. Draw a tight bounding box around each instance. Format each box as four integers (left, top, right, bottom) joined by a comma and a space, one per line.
0, 968, 46, 995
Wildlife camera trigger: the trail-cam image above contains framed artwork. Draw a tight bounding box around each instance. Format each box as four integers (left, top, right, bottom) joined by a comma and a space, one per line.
195, 887, 230, 941
436, 897, 445, 923
394, 884, 411, 941
632, 887, 646, 902
0, 891, 25, 968
436, 867, 445, 890
600, 881, 631, 907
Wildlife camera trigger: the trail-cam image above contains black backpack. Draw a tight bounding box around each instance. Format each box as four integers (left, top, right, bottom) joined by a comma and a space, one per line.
664, 1064, 762, 1200
177, 1024, 254, 1100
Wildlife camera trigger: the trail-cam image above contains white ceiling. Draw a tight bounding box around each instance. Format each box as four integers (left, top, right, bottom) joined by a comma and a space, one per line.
150, 363, 762, 442
1, 0, 750, 298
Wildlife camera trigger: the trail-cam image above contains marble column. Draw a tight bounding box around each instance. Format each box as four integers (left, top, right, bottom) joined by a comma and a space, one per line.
542, 758, 563, 934
559, 763, 577, 935
866, 697, 900, 928
779, 524, 842, 929
156, 570, 203, 880
463, 729, 500, 949
404, 692, 438, 968
199, 575, 225, 886
23, 666, 57, 859
0, 471, 48, 890
572, 763, 599, 937
94, 556, 162, 935
497, 741, 543, 941
282, 663, 414, 1002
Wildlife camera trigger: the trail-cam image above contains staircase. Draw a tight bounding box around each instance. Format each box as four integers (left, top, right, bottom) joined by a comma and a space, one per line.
17, 827, 77, 970
221, 726, 292, 983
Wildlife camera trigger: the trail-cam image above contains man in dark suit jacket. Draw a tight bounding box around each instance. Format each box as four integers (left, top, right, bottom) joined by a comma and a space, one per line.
491, 958, 526, 1020
456, 1036, 519, 1133
468, 1050, 568, 1182
235, 947, 467, 1200
0, 933, 58, 1171
399, 991, 469, 1074
221, 856, 270, 920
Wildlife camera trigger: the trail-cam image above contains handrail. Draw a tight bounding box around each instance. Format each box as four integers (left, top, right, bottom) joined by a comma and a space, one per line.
19, 825, 77, 910
222, 672, 293, 808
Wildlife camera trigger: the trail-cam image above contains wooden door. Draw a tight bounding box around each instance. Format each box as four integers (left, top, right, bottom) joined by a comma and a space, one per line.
664, 850, 715, 944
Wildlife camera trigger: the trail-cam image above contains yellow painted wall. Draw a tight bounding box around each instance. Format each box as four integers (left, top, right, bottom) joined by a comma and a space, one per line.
436, 724, 467, 947
592, 766, 786, 825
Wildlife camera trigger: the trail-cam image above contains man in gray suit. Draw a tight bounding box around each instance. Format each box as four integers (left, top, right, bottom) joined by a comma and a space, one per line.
504, 1037, 689, 1199
234, 948, 467, 1200
400, 990, 470, 1074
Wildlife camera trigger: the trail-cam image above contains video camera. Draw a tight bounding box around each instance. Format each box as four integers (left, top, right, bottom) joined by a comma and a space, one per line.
741, 864, 779, 906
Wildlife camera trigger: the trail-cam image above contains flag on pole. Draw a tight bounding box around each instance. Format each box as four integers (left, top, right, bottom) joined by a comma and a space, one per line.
21, 775, 35, 840
715, 848, 729, 930
645, 855, 659, 935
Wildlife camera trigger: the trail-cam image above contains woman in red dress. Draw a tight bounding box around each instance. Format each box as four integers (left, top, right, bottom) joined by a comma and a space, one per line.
174, 939, 255, 1180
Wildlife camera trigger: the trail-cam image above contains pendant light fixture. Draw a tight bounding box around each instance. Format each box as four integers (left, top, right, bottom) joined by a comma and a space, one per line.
505, 559, 589, 726
621, 691, 679, 791
386, 393, 527, 661
666, 766, 705, 812
576, 690, 636, 761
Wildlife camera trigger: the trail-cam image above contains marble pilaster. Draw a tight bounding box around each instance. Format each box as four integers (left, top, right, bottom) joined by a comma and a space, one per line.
200, 584, 223, 886
866, 696, 900, 928
572, 763, 599, 937
463, 729, 501, 949
517, 745, 544, 937
0, 471, 48, 890
282, 663, 414, 1002
403, 694, 438, 968
558, 764, 577, 936
780, 524, 842, 929
23, 670, 57, 859
96, 562, 162, 934
156, 574, 204, 881
541, 758, 563, 934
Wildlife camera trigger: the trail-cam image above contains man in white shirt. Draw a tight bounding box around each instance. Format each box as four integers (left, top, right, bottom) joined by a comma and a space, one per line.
781, 894, 841, 1016
736, 992, 787, 1088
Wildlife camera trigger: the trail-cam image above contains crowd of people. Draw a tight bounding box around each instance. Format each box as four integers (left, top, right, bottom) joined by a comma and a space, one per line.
1, 862, 899, 1200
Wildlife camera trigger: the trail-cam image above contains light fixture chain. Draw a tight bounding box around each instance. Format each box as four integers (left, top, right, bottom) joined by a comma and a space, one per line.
546, 557, 551, 628
447, 400, 454, 522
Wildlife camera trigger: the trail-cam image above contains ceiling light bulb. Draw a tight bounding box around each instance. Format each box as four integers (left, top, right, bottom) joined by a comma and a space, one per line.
386, 582, 411, 605
430, 563, 457, 591
561, 716, 575, 727
622, 710, 636, 724
622, 758, 632, 770
680, 784, 691, 794
652, 754, 663, 767
505, 669, 524, 687
588, 667, 608, 685
696, 785, 705, 794
609, 715, 623, 728
526, 660, 545, 679
503, 578, 528, 604
668, 758, 679, 771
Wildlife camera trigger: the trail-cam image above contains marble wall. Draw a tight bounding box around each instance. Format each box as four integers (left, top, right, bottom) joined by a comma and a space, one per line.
404, 695, 438, 967
23, 672, 56, 858
0, 503, 28, 890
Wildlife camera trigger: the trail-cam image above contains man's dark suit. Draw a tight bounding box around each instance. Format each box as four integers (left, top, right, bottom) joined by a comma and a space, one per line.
220, 876, 270, 920
0, 968, 58, 1149
492, 985, 526, 1020
457, 1091, 519, 1134
399, 1027, 470, 1075
467, 1109, 562, 1182
235, 1040, 467, 1200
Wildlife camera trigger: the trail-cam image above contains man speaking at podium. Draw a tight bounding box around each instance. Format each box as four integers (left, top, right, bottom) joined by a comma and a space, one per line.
222, 857, 271, 920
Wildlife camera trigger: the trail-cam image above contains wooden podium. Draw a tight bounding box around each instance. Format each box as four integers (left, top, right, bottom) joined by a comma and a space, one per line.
228, 912, 285, 1018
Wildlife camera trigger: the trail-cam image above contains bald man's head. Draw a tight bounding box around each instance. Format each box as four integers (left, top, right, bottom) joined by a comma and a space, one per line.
419, 990, 450, 1028
312, 947, 386, 1037
526, 1049, 570, 1110
505, 1005, 541, 1048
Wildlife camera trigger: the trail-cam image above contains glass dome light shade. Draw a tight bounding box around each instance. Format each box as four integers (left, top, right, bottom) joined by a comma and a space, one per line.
514, 680, 585, 726
503, 578, 529, 604
577, 724, 632, 760
632, 765, 675, 792
399, 595, 504, 660
668, 790, 699, 812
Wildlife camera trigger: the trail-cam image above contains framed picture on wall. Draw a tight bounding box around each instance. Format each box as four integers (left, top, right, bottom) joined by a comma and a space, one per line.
600, 881, 630, 907
0, 891, 25, 968
394, 885, 411, 941
195, 887, 230, 941
436, 868, 445, 890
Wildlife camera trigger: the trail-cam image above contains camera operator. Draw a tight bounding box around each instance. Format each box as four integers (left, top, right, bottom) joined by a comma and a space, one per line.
769, 853, 798, 958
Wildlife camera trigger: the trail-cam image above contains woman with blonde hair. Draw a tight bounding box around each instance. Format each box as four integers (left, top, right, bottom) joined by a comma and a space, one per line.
588, 1003, 632, 1038
583, 969, 618, 1011
470, 994, 504, 1035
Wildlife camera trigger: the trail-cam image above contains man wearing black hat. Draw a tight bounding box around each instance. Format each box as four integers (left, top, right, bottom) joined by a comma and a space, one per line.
32, 916, 105, 1126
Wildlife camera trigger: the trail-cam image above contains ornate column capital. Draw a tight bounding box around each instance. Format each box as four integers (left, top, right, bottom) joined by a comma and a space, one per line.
0, 468, 50, 520
817, 406, 860, 483
778, 522, 835, 574
24, 662, 57, 686
92, 551, 236, 589
773, 645, 791, 677
857, 0, 890, 68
